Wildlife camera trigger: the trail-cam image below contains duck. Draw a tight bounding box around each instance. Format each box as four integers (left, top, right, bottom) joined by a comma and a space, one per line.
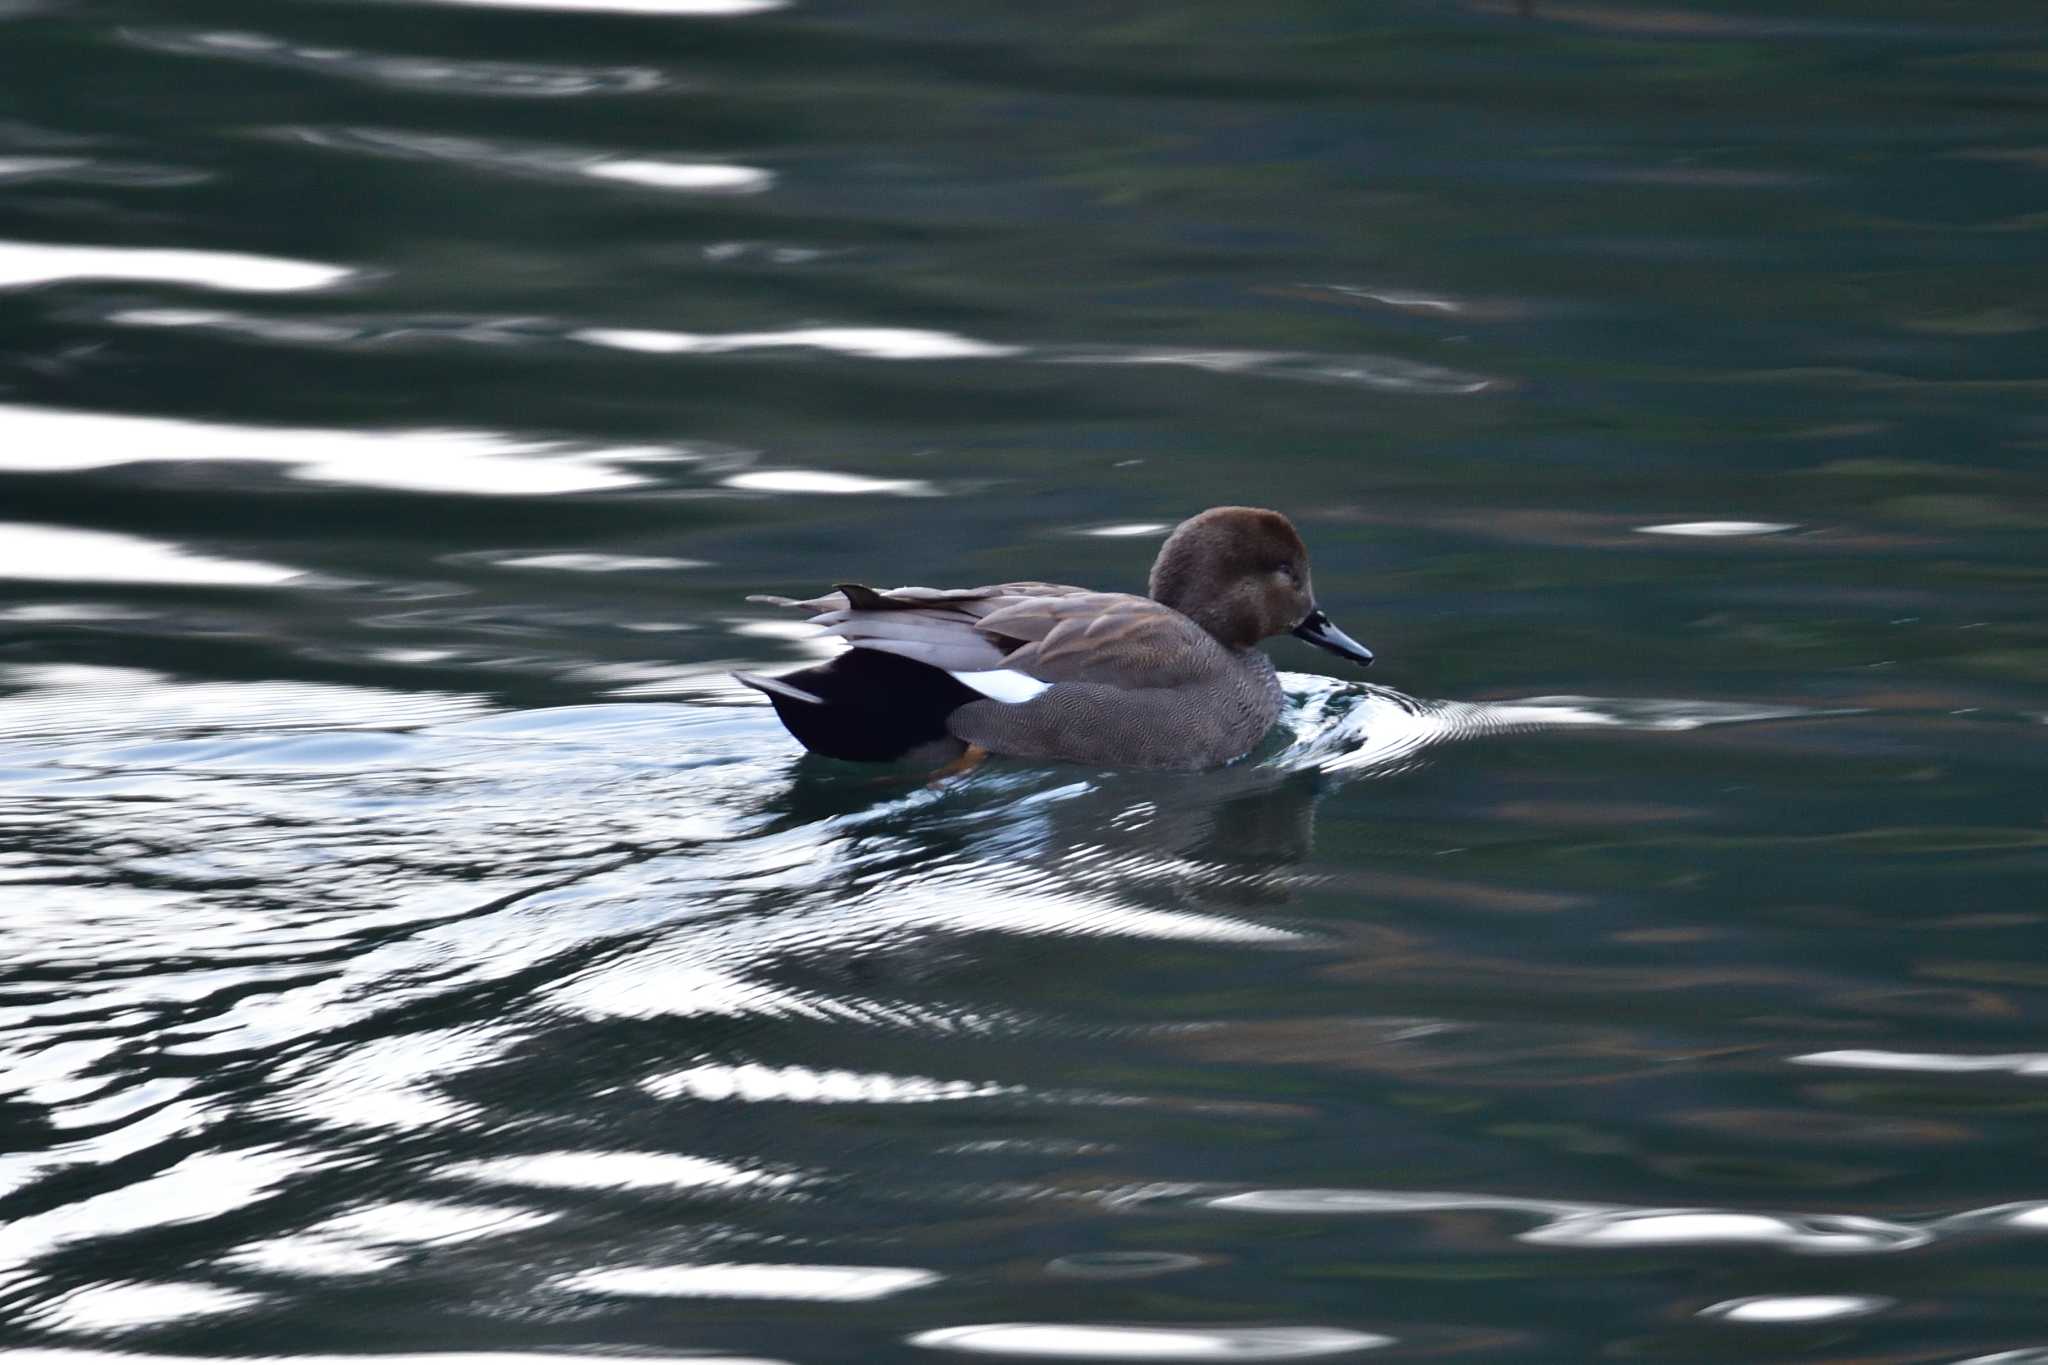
733, 506, 1374, 773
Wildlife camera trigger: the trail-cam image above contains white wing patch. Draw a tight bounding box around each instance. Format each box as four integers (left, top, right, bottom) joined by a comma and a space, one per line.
732, 670, 824, 706
950, 669, 1051, 704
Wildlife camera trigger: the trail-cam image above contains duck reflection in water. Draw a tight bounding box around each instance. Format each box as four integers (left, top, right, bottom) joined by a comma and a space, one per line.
755, 752, 1330, 930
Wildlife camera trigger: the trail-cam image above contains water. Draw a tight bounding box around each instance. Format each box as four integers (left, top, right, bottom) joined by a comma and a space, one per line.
3, 0, 2048, 1360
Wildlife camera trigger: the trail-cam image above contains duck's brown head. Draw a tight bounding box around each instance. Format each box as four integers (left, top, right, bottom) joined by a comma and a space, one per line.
1147, 506, 1374, 666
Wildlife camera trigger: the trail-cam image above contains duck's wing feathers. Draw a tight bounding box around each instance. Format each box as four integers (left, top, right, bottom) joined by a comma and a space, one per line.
974, 592, 1214, 689
748, 582, 1067, 614
747, 581, 1093, 674
747, 582, 1210, 689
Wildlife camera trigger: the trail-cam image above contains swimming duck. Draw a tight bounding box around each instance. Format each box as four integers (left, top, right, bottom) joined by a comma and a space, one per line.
734, 506, 1374, 772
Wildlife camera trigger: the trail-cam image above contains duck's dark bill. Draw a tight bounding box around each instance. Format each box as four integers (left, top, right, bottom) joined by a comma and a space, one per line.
1292, 608, 1375, 667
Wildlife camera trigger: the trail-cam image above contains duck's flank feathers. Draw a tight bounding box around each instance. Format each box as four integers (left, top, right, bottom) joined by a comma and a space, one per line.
734, 647, 981, 763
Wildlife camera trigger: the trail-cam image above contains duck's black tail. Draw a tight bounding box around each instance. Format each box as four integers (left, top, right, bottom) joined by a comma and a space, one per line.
735, 649, 982, 762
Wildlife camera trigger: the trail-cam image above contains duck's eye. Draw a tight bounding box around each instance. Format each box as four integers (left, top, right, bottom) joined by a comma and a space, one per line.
1275, 562, 1300, 586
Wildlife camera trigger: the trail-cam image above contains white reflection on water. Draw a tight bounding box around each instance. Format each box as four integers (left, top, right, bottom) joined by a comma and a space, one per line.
1792, 1049, 2048, 1075
545, 957, 879, 1021
723, 469, 934, 495
225, 1200, 557, 1278
1044, 345, 1492, 395
152, 887, 620, 1056
256, 1026, 508, 1128
643, 1062, 1016, 1104
0, 404, 679, 495
0, 241, 350, 291
0, 156, 85, 178
0, 1147, 316, 1275
125, 28, 667, 96
0, 664, 486, 738
399, 0, 786, 12
1080, 523, 1170, 538
0, 1355, 789, 1365
489, 552, 707, 572
909, 1324, 1391, 1359
570, 324, 1492, 394
576, 325, 1020, 360
1636, 520, 1796, 537
113, 307, 574, 349
0, 603, 155, 622
584, 159, 772, 191
1208, 1188, 1933, 1254
1934, 1202, 2048, 1234
448, 1151, 800, 1191
1520, 1209, 1930, 1252
547, 848, 1301, 1025
0, 524, 302, 587
1212, 1189, 1578, 1218
1313, 284, 1464, 313
0, 158, 204, 188
283, 127, 772, 197
0, 1100, 208, 1204
1698, 1294, 1891, 1323
222, 1237, 395, 1277
114, 307, 359, 343
562, 1263, 939, 1300
26, 1281, 264, 1332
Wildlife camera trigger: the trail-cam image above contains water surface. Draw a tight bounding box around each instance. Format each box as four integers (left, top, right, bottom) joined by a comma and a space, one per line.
3, 0, 2048, 1362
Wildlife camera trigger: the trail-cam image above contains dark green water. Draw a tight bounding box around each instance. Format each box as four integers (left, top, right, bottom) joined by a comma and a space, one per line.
3, 0, 2048, 1361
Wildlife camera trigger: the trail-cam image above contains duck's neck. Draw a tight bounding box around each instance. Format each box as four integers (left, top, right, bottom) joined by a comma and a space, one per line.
1156, 592, 1261, 652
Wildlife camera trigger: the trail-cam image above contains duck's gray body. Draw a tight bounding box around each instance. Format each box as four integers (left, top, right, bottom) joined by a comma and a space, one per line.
947, 621, 1284, 769
735, 508, 1373, 772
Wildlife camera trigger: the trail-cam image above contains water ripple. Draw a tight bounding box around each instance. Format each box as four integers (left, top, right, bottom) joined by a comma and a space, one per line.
909, 1325, 1392, 1359
1793, 1048, 2048, 1075
24, 1282, 265, 1333
395, 0, 786, 12
480, 551, 708, 572
583, 160, 772, 191
1272, 675, 1830, 776
1207, 1187, 1947, 1255
1519, 1208, 1930, 1253
643, 1061, 1017, 1105
0, 676, 2030, 1350
0, 664, 486, 738
0, 524, 303, 587
0, 404, 684, 495
561, 1263, 939, 1300
3, 1356, 787, 1365
125, 28, 669, 96
102, 307, 1493, 406
1636, 520, 1797, 537
223, 1200, 556, 1278
1045, 1252, 1207, 1280
0, 242, 350, 292
577, 325, 1020, 360
448, 1151, 801, 1192
722, 468, 935, 495
0, 1146, 319, 1278
0, 157, 206, 187
1698, 1294, 1892, 1323
283, 126, 773, 195
1042, 344, 1494, 395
